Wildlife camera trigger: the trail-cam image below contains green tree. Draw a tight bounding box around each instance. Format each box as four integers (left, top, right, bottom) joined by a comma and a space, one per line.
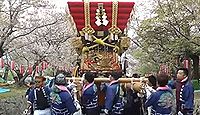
135, 0, 200, 78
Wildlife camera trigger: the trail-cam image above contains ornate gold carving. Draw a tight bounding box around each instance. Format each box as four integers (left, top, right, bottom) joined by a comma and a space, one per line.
109, 1, 121, 40
83, 0, 95, 34
82, 26, 95, 34
71, 37, 83, 54
81, 52, 121, 71
111, 1, 118, 27
120, 36, 131, 49
108, 26, 121, 35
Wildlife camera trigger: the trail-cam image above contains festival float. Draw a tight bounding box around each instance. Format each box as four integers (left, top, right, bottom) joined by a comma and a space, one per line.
68, 0, 134, 75
67, 0, 146, 107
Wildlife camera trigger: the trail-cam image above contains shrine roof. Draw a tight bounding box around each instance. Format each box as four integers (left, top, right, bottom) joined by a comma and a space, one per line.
68, 2, 135, 32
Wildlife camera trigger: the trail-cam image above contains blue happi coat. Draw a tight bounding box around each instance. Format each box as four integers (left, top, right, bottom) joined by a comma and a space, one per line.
105, 80, 124, 115
168, 77, 194, 114
28, 86, 51, 110
145, 86, 175, 115
51, 85, 77, 115
82, 82, 98, 109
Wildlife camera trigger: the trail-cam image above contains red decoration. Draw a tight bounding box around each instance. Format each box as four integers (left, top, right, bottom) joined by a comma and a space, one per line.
10, 61, 15, 70
159, 64, 169, 74
68, 2, 135, 31
42, 61, 46, 71
36, 66, 39, 73
183, 59, 189, 69
20, 65, 24, 74
28, 65, 33, 75
0, 58, 4, 68
45, 62, 48, 69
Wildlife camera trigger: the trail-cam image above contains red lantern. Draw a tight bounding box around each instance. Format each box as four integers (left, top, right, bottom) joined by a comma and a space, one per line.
45, 62, 48, 69
183, 59, 189, 69
10, 61, 15, 70
36, 66, 39, 73
0, 58, 4, 68
41, 61, 46, 71
28, 65, 33, 75
20, 65, 24, 74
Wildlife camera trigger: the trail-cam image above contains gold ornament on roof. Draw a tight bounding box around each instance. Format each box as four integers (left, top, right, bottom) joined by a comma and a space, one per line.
82, 0, 95, 34
108, 1, 121, 41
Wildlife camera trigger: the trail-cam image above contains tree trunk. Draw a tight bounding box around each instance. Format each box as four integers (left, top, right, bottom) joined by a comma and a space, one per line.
191, 55, 199, 80
0, 42, 5, 58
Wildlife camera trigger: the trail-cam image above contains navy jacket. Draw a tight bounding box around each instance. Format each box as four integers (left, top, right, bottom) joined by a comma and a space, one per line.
105, 80, 124, 115
51, 86, 77, 115
168, 77, 194, 114
145, 86, 175, 115
28, 86, 51, 110
82, 82, 98, 109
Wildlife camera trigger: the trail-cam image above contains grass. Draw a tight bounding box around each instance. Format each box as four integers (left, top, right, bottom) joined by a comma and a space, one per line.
192, 80, 200, 90
0, 85, 27, 99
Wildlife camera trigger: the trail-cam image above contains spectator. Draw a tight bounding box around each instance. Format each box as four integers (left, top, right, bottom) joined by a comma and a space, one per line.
26, 76, 51, 115
168, 68, 194, 115
145, 75, 157, 115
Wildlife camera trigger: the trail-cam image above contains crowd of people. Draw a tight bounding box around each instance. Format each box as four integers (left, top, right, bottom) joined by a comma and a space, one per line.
23, 68, 194, 115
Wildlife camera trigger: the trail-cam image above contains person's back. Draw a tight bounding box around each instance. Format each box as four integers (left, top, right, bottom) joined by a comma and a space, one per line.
81, 72, 99, 115
145, 74, 175, 115
146, 87, 174, 114
104, 71, 124, 115
124, 88, 143, 115
25, 81, 35, 98
51, 73, 77, 115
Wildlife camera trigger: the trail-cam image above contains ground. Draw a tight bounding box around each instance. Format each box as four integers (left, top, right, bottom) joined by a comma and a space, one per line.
0, 85, 200, 115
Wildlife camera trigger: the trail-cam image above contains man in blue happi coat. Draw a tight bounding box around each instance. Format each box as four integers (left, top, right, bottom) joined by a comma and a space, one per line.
27, 76, 51, 115
168, 68, 194, 115
51, 73, 77, 115
81, 72, 99, 115
104, 71, 124, 115
145, 73, 175, 115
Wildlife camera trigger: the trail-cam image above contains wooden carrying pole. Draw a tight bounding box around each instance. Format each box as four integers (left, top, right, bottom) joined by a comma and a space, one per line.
66, 77, 147, 83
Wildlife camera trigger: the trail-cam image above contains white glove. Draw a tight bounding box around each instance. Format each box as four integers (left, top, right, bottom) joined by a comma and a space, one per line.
23, 109, 29, 115
104, 109, 109, 115
67, 83, 77, 90
178, 111, 183, 115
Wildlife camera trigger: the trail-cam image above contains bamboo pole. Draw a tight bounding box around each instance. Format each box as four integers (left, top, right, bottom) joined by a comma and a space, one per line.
66, 77, 147, 83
